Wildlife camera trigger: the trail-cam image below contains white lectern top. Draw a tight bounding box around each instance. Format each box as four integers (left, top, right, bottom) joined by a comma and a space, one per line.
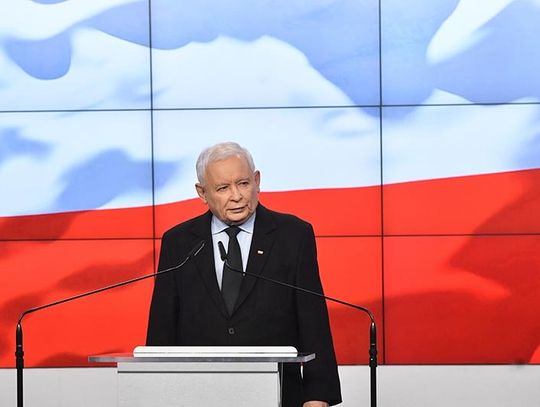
89, 346, 315, 363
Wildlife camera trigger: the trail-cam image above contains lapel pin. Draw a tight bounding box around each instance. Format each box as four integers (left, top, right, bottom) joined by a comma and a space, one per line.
257, 250, 264, 255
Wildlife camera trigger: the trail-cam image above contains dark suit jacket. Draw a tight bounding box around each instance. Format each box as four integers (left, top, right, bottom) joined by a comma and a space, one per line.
146, 204, 342, 406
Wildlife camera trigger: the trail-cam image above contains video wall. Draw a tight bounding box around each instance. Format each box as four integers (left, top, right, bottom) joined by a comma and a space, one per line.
1, 0, 539, 367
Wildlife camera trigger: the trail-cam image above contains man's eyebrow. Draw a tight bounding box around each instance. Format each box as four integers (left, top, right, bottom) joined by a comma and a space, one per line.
214, 182, 230, 188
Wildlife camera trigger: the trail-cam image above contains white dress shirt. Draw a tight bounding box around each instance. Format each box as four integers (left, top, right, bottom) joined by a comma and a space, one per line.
211, 212, 256, 289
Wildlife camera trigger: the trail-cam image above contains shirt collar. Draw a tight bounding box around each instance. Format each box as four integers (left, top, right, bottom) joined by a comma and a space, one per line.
211, 211, 256, 235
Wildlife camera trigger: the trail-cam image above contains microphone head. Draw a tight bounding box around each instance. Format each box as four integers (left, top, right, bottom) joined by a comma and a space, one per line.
188, 240, 205, 259
218, 241, 227, 261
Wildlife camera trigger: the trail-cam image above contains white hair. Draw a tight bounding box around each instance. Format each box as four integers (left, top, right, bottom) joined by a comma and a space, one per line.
196, 142, 256, 184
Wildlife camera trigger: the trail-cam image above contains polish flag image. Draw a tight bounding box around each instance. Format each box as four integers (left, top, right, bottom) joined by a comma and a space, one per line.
1, 0, 540, 368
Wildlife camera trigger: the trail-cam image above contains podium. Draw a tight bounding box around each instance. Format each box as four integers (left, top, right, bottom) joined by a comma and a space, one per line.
89, 347, 315, 407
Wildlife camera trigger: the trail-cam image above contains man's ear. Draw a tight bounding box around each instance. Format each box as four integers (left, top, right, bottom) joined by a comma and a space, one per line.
195, 183, 207, 204
254, 170, 261, 192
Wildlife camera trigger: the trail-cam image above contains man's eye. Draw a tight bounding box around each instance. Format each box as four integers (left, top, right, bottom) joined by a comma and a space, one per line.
217, 186, 228, 192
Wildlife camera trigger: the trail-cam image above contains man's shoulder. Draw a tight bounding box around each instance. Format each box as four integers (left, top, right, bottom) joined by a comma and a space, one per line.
258, 205, 313, 232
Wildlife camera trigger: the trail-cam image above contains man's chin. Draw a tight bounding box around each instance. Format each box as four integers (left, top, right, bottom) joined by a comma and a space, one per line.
227, 217, 247, 226
225, 211, 251, 225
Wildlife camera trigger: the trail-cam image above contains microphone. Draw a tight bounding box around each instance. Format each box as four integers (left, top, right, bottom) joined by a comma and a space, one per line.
15, 240, 205, 407
218, 240, 378, 407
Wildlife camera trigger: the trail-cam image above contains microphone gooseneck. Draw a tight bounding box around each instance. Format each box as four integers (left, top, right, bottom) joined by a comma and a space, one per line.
15, 240, 205, 407
218, 240, 378, 407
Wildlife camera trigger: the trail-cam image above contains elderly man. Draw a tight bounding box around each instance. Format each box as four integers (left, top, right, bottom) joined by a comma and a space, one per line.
147, 142, 342, 406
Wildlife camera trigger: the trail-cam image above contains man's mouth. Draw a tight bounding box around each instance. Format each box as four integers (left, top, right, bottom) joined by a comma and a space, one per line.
229, 207, 246, 213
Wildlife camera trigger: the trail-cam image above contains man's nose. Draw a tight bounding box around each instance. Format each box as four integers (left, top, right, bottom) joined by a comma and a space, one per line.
230, 185, 242, 200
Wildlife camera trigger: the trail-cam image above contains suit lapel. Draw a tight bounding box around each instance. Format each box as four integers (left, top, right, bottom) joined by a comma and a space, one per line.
232, 205, 276, 313
190, 211, 230, 319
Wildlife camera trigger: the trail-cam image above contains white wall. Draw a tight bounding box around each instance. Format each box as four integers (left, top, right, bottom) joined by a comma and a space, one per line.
1, 365, 539, 407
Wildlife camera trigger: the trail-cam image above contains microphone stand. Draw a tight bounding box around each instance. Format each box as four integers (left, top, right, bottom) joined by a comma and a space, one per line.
15, 241, 205, 407
218, 241, 377, 407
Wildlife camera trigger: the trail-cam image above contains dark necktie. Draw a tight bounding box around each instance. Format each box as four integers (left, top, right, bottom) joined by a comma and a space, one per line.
222, 226, 243, 315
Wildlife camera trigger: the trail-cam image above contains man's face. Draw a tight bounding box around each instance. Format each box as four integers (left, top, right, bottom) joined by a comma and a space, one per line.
196, 155, 260, 225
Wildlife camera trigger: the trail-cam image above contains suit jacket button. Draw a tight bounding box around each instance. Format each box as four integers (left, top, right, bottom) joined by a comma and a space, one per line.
228, 327, 235, 335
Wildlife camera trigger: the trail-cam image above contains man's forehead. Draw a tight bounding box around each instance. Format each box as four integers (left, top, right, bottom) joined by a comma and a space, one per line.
210, 172, 254, 185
